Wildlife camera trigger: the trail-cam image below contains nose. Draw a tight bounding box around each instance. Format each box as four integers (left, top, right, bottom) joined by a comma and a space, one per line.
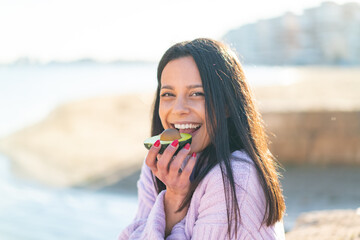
172, 96, 190, 115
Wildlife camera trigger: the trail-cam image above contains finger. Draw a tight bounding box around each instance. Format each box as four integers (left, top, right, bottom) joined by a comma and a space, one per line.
180, 152, 197, 181
169, 143, 191, 174
157, 139, 179, 172
145, 139, 161, 172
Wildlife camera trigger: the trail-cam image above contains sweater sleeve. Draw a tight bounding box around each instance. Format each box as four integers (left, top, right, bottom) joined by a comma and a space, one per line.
118, 161, 167, 240
118, 161, 188, 240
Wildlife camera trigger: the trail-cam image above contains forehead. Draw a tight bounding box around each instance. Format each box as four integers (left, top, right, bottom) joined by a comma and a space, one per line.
160, 56, 202, 86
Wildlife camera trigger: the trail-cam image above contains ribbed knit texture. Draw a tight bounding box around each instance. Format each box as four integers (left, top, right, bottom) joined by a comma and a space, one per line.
119, 150, 285, 240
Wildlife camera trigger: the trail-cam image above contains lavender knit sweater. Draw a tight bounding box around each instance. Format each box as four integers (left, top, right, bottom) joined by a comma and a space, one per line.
119, 150, 285, 239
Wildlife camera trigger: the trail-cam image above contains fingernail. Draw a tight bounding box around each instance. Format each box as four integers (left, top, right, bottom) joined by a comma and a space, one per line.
154, 140, 160, 147
192, 152, 197, 158
171, 139, 179, 147
184, 143, 190, 150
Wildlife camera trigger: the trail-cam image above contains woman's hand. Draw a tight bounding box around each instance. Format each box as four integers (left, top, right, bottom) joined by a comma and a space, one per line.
145, 139, 197, 199
145, 139, 197, 236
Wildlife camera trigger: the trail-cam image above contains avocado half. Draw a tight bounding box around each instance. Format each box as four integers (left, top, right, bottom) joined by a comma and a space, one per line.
144, 132, 192, 154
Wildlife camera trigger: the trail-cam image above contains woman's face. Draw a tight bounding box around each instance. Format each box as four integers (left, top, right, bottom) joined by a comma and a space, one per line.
159, 56, 211, 153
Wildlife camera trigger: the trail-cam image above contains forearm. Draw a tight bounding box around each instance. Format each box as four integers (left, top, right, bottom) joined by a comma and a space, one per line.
164, 191, 188, 237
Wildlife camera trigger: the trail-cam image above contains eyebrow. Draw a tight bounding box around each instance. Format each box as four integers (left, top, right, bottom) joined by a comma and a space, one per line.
161, 84, 203, 90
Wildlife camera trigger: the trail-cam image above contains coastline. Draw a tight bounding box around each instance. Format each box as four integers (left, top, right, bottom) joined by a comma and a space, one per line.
0, 66, 359, 238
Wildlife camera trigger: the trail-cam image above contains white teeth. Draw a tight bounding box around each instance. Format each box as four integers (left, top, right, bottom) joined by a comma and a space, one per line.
174, 123, 200, 129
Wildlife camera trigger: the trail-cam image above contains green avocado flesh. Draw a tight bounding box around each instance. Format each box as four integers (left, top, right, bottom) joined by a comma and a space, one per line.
144, 133, 192, 154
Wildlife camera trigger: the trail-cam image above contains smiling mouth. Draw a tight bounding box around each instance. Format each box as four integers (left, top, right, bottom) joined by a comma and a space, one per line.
171, 123, 201, 135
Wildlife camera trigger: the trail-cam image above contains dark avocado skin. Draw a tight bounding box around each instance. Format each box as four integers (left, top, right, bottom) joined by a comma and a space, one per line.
144, 135, 192, 154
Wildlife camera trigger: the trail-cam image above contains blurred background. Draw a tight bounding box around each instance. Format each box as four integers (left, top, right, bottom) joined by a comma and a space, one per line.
1, 0, 360, 239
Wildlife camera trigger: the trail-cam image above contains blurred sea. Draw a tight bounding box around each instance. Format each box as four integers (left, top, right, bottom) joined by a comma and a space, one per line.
0, 63, 359, 239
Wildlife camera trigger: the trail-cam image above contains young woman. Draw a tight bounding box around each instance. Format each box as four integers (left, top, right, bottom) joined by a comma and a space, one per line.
119, 38, 286, 239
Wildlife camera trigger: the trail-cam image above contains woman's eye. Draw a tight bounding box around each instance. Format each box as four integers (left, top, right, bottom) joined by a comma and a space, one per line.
191, 92, 205, 97
160, 92, 174, 97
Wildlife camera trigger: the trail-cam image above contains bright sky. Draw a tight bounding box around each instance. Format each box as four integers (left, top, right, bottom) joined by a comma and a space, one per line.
0, 0, 357, 63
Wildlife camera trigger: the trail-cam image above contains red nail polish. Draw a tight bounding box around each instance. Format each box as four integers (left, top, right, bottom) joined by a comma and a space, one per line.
184, 143, 190, 150
154, 140, 160, 147
171, 139, 179, 147
192, 152, 197, 158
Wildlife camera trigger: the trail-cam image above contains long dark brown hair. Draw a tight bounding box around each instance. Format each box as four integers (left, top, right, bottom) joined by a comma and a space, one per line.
151, 38, 285, 239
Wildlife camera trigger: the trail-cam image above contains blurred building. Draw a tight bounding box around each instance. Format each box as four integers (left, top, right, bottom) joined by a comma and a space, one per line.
223, 1, 360, 65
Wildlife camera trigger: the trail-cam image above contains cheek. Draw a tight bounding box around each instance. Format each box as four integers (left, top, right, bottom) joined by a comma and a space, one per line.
195, 101, 206, 120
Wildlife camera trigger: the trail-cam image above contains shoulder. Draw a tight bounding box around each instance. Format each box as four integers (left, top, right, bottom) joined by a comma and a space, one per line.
195, 150, 262, 206
199, 150, 267, 210
192, 150, 266, 223
203, 150, 256, 188
191, 151, 284, 237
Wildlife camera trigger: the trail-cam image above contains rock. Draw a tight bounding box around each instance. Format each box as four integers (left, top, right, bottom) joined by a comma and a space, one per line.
263, 111, 360, 165
286, 208, 360, 240
253, 67, 360, 165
